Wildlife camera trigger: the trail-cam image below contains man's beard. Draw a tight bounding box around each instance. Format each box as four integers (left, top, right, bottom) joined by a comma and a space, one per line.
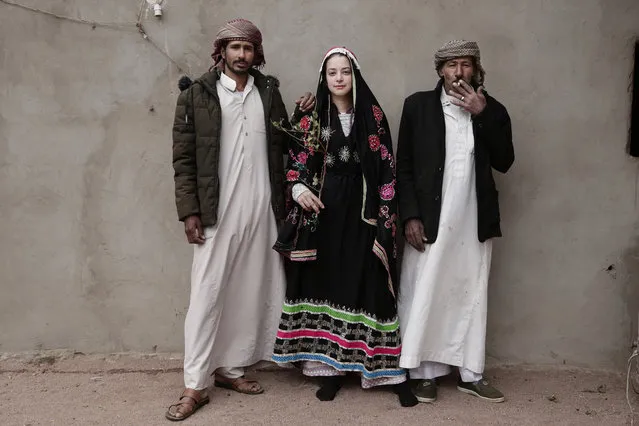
453, 76, 471, 85
228, 60, 251, 75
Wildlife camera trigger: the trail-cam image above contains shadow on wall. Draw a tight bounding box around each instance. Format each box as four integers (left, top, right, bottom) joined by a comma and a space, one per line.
627, 41, 638, 157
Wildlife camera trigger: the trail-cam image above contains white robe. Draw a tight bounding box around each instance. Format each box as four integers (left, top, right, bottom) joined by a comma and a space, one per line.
398, 90, 492, 375
183, 73, 285, 389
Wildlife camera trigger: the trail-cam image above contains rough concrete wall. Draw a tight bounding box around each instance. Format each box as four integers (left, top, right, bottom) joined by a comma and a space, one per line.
0, 0, 638, 369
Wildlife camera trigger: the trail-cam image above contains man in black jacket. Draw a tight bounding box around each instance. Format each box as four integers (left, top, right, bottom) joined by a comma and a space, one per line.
396, 40, 514, 404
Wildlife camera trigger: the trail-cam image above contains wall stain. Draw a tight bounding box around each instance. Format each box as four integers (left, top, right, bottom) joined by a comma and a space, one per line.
77, 107, 122, 351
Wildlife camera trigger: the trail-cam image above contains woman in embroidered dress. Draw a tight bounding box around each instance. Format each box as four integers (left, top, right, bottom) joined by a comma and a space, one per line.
271, 47, 416, 406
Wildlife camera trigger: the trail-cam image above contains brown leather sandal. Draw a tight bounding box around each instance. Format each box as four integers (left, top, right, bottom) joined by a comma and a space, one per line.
214, 376, 264, 395
165, 388, 210, 421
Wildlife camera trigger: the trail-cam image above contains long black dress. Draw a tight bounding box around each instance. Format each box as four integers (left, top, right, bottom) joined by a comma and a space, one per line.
272, 107, 404, 387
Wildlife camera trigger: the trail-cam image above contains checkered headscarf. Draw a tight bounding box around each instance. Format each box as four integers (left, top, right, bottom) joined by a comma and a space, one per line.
211, 18, 265, 69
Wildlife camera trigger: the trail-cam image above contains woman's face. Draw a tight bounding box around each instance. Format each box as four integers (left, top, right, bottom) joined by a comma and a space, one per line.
325, 54, 353, 98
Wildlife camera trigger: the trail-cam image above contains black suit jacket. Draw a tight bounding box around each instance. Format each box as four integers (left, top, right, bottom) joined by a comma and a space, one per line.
396, 80, 514, 243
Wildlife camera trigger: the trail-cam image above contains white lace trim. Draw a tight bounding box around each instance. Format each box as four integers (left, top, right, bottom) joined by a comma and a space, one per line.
292, 183, 310, 202
338, 112, 353, 137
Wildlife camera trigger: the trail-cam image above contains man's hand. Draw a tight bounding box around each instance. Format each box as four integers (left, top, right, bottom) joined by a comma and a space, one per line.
449, 80, 486, 116
295, 92, 316, 112
297, 190, 324, 213
184, 215, 205, 245
405, 218, 427, 252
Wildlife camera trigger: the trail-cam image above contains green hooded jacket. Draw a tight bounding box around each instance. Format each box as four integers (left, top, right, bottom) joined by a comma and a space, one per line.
172, 69, 290, 226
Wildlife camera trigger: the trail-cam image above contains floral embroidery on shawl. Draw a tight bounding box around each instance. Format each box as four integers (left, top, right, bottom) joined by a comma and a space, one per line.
365, 104, 399, 297
368, 135, 381, 152
372, 105, 384, 126
273, 110, 325, 193
271, 110, 327, 259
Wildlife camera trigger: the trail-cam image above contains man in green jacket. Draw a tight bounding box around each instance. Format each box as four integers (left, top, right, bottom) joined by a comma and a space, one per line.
166, 19, 315, 421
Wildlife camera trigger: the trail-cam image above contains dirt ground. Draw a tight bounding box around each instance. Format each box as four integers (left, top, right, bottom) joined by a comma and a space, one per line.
1, 352, 637, 426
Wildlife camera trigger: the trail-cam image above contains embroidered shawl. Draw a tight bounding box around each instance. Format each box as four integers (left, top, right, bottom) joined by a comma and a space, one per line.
273, 47, 399, 297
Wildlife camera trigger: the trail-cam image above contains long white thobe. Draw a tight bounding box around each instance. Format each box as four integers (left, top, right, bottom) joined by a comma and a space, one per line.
183, 72, 285, 390
398, 89, 493, 377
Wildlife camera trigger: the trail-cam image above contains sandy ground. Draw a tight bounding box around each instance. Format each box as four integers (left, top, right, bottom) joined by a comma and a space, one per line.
1, 352, 637, 426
